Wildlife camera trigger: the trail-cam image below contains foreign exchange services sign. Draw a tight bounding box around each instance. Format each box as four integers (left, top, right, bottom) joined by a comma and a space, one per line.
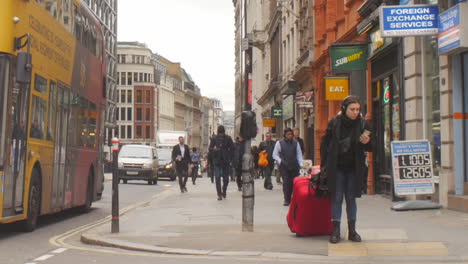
380, 5, 439, 37
391, 140, 435, 196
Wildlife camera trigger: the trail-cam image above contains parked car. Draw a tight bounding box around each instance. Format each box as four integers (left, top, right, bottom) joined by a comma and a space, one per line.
156, 147, 176, 181
118, 145, 159, 185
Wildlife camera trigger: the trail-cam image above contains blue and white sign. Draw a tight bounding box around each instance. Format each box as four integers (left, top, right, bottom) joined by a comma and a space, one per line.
391, 140, 434, 196
438, 3, 468, 55
380, 5, 439, 37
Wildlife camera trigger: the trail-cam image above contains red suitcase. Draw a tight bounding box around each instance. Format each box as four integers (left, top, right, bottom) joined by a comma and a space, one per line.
286, 176, 333, 236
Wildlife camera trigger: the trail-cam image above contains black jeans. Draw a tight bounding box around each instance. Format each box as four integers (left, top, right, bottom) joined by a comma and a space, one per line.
280, 165, 299, 203
263, 165, 274, 189
214, 165, 229, 197
176, 166, 188, 191
191, 165, 199, 184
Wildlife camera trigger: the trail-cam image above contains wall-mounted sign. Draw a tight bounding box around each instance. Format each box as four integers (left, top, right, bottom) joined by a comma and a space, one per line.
380, 5, 439, 37
438, 3, 468, 55
391, 140, 435, 196
325, 77, 349, 101
330, 45, 368, 71
295, 91, 314, 108
263, 119, 276, 127
271, 107, 283, 118
282, 95, 294, 120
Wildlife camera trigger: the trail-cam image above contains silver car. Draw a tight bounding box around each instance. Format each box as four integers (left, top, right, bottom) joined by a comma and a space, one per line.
118, 145, 159, 185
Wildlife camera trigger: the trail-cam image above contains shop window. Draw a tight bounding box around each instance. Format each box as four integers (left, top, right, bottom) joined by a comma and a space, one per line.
423, 35, 441, 176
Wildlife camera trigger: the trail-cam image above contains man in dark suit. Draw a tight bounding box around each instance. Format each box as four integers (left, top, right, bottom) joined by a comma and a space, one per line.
172, 136, 191, 193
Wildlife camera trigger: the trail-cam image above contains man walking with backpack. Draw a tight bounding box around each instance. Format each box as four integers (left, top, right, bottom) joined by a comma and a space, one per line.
259, 132, 276, 190
209, 125, 234, 200
273, 128, 303, 206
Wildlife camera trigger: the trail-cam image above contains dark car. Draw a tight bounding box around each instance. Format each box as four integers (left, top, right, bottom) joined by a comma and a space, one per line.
156, 147, 176, 181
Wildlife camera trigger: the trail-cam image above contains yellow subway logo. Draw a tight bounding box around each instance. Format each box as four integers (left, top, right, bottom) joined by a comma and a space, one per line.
334, 51, 364, 67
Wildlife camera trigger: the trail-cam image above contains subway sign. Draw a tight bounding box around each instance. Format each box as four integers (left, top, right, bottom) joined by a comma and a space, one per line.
330, 45, 367, 71
380, 5, 439, 37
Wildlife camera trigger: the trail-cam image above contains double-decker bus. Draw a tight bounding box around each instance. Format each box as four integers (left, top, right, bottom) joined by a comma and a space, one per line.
0, 0, 106, 231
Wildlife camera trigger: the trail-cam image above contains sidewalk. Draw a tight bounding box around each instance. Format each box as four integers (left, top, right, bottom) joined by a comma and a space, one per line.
82, 177, 468, 261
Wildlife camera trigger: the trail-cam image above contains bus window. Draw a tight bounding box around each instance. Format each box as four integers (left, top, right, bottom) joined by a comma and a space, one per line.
34, 75, 47, 94
30, 96, 47, 140
88, 103, 97, 148
47, 81, 56, 141
0, 56, 10, 166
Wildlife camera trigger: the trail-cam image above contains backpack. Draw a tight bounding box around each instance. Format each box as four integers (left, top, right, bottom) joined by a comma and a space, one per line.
258, 151, 269, 167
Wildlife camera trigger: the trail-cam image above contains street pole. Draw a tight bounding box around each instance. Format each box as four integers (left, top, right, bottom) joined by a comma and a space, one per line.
242, 139, 254, 232
111, 137, 120, 233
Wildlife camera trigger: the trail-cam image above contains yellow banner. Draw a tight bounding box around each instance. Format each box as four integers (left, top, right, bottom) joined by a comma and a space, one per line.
263, 119, 276, 127
325, 77, 349, 101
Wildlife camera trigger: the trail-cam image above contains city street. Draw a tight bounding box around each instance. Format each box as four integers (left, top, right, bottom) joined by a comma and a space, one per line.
1, 173, 468, 263
0, 175, 173, 264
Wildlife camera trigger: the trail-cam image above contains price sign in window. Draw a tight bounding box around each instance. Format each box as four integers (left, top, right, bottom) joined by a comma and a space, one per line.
391, 140, 435, 196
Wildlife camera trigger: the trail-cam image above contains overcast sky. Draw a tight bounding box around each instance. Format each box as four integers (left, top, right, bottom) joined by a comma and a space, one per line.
117, 0, 235, 111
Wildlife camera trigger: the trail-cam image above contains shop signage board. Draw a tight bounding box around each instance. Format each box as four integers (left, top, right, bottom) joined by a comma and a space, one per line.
325, 77, 349, 101
391, 140, 435, 196
271, 107, 282, 118
330, 45, 367, 71
263, 119, 276, 127
438, 3, 468, 55
380, 5, 439, 37
295, 91, 313, 108
282, 95, 294, 120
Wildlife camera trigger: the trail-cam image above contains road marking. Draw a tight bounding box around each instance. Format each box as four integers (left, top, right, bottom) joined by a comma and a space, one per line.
24, 262, 37, 264
33, 254, 54, 261
51, 247, 68, 254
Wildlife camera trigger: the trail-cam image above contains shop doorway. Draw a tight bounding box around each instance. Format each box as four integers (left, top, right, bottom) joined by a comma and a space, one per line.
372, 74, 402, 196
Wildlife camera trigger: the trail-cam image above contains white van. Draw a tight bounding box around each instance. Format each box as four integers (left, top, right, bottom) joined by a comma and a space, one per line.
118, 145, 159, 185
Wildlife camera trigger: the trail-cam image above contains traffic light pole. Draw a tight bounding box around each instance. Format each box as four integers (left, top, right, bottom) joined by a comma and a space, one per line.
242, 139, 254, 232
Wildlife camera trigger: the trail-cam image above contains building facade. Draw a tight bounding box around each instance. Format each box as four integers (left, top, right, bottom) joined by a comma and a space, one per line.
234, 0, 468, 212
115, 42, 156, 146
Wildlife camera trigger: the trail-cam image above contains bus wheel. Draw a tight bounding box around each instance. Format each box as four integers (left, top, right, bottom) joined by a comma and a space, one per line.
79, 169, 94, 213
22, 169, 41, 232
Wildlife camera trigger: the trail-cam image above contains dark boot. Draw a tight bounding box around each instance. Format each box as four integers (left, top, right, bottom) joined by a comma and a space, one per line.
348, 220, 362, 242
329, 221, 341, 244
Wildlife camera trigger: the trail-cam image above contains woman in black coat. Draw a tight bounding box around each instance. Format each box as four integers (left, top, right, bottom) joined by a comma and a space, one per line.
320, 95, 372, 244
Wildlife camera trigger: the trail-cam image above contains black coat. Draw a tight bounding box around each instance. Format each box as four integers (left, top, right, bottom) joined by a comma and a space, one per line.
209, 135, 234, 167
172, 144, 191, 170
233, 140, 245, 169
320, 115, 372, 198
